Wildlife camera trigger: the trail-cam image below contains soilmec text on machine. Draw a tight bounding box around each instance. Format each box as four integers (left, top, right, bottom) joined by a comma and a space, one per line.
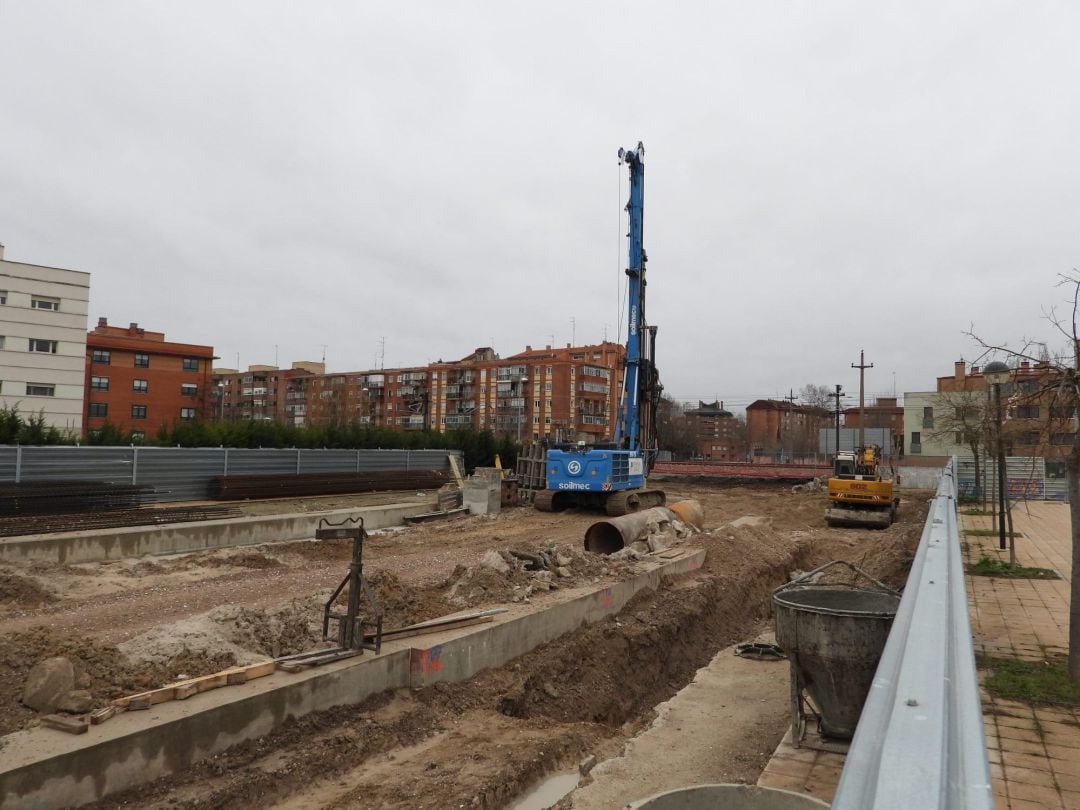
825, 445, 900, 528
534, 142, 664, 517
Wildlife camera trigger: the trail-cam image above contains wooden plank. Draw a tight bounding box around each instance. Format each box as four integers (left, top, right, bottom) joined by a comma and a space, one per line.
112, 660, 277, 708
90, 706, 116, 725
448, 454, 465, 487
42, 714, 89, 734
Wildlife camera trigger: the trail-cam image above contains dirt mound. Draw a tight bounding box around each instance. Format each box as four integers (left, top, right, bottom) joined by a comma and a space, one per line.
0, 628, 236, 736
0, 571, 55, 606
440, 542, 635, 609
362, 570, 453, 628
119, 600, 325, 665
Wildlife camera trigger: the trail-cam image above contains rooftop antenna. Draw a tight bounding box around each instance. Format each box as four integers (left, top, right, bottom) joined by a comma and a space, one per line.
320, 345, 327, 365
379, 336, 386, 370
570, 316, 576, 346
235, 352, 239, 370
274, 344, 279, 367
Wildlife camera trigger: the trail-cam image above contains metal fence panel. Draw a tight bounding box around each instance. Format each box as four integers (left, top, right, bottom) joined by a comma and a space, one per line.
134, 447, 227, 502
0, 446, 458, 503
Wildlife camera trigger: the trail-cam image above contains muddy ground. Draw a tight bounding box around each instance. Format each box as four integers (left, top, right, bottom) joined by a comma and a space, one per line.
0, 479, 929, 808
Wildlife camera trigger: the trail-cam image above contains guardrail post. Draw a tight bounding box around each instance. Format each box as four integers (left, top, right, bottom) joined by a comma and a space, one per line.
15, 445, 22, 484
406, 449, 411, 471
223, 447, 229, 477
132, 446, 139, 485
296, 448, 301, 475
356, 449, 361, 473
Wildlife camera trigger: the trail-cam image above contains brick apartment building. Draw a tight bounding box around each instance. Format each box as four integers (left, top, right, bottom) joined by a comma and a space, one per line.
212, 362, 324, 426
843, 396, 905, 454
746, 399, 831, 459
84, 319, 214, 438
209, 341, 626, 443
429, 342, 624, 442
684, 400, 745, 460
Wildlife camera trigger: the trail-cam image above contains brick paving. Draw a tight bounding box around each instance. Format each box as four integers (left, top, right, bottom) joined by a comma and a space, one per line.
759, 500, 1080, 808
965, 501, 1080, 809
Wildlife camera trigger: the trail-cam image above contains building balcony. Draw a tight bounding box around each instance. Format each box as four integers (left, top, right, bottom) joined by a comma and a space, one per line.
580, 415, 608, 426
445, 414, 473, 426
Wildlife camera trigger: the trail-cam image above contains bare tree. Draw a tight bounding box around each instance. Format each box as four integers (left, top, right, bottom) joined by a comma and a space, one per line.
925, 389, 991, 501
799, 383, 833, 411
967, 271, 1080, 680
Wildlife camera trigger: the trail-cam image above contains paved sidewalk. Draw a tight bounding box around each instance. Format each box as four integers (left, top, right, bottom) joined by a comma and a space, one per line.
965, 502, 1080, 810
758, 500, 1080, 809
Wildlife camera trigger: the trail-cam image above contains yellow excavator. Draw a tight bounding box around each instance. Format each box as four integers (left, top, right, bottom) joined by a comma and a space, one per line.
825, 445, 899, 528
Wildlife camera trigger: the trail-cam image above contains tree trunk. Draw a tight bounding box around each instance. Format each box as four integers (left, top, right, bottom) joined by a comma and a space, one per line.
1006, 495, 1016, 568
1069, 444, 1080, 680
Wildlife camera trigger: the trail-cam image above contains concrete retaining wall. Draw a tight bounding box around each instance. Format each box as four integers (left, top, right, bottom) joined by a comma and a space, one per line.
0, 549, 705, 808
0, 502, 430, 564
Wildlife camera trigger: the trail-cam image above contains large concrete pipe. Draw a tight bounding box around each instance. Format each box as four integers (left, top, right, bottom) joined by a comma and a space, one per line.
627, 784, 829, 809
584, 500, 704, 555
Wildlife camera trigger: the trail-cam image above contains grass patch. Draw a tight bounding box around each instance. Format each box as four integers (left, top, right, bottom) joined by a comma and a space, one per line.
960, 508, 994, 516
981, 656, 1080, 707
964, 528, 1023, 538
967, 555, 1060, 579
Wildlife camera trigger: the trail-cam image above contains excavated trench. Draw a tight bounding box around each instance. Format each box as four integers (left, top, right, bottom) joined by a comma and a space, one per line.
87, 520, 921, 810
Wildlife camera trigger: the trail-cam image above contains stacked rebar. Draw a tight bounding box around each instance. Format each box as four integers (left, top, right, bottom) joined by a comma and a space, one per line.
208, 470, 448, 501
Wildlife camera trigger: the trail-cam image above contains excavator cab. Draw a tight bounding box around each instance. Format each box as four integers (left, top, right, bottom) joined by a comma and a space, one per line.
825, 445, 897, 529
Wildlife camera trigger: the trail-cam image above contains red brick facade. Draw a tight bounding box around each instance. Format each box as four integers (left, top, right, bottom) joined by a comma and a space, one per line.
746, 399, 831, 458
84, 319, 214, 438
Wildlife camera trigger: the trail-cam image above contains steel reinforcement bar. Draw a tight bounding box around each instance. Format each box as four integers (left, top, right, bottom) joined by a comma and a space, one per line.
831, 458, 993, 809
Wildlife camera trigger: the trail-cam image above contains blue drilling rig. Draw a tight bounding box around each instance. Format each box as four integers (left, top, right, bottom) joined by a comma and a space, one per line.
533, 142, 665, 516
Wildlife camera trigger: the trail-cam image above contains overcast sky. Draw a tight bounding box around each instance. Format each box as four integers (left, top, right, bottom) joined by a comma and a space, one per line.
2, 2, 1078, 412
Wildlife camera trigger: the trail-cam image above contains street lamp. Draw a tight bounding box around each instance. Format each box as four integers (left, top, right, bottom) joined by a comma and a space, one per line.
983, 360, 1011, 553
217, 382, 225, 421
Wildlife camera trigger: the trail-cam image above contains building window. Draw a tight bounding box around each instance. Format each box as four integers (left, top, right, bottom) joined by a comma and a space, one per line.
134, 353, 150, 368
0, 291, 6, 304
921, 407, 933, 428
1051, 432, 1074, 445
546, 366, 552, 374
180, 407, 196, 420
132, 405, 147, 419
29, 338, 58, 354
1017, 405, 1040, 419
910, 431, 921, 453
181, 383, 198, 397
88, 403, 108, 418
30, 296, 60, 311
182, 357, 199, 372
26, 383, 55, 397
133, 379, 149, 393
92, 349, 111, 365
90, 376, 109, 391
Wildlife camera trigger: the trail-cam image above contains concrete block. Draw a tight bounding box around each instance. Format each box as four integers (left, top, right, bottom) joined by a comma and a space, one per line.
463, 480, 501, 515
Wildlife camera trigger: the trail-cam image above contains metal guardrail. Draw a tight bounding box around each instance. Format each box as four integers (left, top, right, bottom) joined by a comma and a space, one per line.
832, 458, 993, 809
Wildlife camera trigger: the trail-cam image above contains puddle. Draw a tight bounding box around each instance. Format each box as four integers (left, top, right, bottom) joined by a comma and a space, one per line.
510, 769, 580, 810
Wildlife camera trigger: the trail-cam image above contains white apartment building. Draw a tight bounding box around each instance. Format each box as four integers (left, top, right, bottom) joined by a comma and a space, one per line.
0, 245, 90, 434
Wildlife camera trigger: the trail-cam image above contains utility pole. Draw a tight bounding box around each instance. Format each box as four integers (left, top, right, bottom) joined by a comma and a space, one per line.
851, 350, 874, 451
784, 389, 797, 404
830, 385, 843, 456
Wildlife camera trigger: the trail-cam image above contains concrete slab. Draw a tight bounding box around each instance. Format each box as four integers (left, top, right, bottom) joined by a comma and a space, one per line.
0, 548, 705, 808
0, 502, 431, 565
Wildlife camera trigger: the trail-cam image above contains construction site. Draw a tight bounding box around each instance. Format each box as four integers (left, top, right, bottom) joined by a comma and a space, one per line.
0, 459, 937, 809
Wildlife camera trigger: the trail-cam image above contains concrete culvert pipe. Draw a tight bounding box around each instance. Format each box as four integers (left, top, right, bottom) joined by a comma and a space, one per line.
627, 784, 830, 809
584, 499, 703, 555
